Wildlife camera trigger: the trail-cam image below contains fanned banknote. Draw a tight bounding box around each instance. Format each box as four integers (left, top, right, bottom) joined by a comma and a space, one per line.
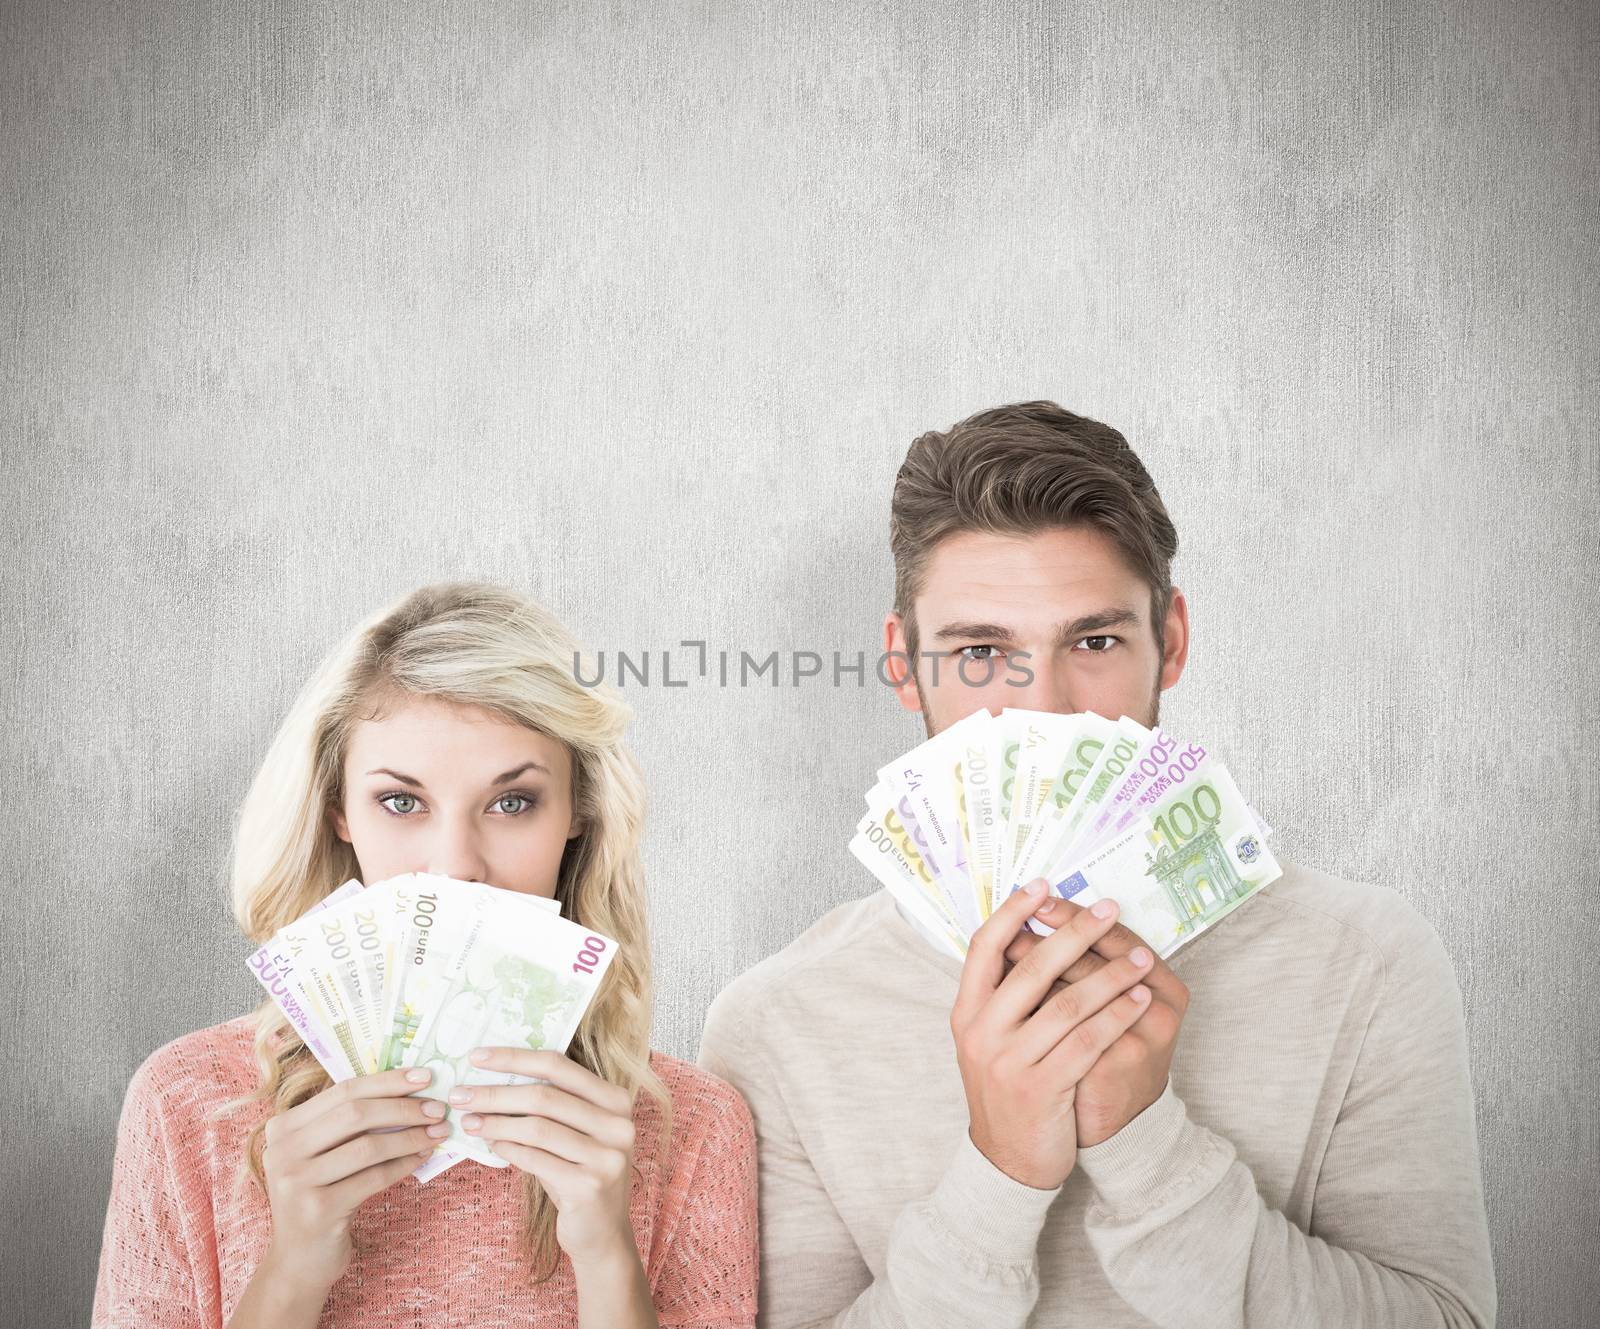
246, 873, 607, 1183
850, 708, 1281, 962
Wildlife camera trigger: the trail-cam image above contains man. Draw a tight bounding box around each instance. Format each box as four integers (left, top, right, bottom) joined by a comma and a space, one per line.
696, 401, 1498, 1327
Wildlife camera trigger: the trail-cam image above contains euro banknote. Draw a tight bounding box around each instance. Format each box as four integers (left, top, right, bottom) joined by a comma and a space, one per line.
850, 708, 1280, 963
247, 873, 610, 1182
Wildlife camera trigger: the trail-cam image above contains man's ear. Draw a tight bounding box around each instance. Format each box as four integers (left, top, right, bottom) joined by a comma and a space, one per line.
883, 611, 923, 714
1159, 587, 1190, 690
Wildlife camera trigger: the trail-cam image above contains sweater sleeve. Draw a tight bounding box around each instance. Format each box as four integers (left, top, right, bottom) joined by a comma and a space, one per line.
650, 1075, 761, 1329
696, 990, 1060, 1329
1073, 910, 1497, 1329
91, 1051, 222, 1329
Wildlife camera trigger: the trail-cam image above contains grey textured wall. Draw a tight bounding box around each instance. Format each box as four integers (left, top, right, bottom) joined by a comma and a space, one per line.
3, 1, 1595, 1325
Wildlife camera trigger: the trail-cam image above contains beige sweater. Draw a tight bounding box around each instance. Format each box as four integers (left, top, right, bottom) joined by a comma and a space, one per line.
696, 861, 1496, 1328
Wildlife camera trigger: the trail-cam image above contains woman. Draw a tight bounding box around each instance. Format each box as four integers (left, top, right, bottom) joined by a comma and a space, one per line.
91, 581, 759, 1329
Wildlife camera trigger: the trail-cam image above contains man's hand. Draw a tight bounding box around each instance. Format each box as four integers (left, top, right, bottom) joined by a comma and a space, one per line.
951, 881, 1157, 1189
1003, 891, 1189, 1147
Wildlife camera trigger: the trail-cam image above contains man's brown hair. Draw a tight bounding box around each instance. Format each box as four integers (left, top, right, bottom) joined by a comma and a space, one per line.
890, 400, 1180, 664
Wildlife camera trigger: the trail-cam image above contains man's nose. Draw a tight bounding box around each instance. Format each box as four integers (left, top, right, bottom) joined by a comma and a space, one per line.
1005, 660, 1078, 717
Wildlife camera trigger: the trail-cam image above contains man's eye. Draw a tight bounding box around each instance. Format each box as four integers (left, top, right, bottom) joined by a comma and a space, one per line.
1077, 636, 1118, 653
958, 645, 1002, 661
378, 793, 420, 816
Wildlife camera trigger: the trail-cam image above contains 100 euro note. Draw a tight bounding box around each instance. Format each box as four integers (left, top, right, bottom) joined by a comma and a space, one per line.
396, 887, 619, 1166
1025, 757, 1282, 957
372, 874, 562, 1072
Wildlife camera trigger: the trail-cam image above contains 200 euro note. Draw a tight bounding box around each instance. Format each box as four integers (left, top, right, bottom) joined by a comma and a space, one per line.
950, 715, 1004, 922
995, 709, 1084, 908
246, 879, 364, 1081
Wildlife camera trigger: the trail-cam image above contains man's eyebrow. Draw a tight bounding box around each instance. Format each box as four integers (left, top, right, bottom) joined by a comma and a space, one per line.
929, 607, 1142, 648
365, 761, 550, 788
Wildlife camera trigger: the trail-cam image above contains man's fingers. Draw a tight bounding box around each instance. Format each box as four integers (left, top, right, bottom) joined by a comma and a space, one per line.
985, 898, 1124, 1030
1014, 947, 1155, 1064
1034, 897, 1181, 1002
1004, 928, 1106, 985
1036, 984, 1153, 1085
953, 879, 1053, 1029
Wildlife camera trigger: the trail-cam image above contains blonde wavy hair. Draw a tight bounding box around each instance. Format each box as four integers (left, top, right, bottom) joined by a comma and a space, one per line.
215, 579, 670, 1282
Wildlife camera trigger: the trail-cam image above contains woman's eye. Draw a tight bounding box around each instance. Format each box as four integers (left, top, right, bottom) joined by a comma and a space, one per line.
958, 645, 1002, 661
1077, 636, 1118, 653
379, 793, 419, 816
494, 793, 539, 815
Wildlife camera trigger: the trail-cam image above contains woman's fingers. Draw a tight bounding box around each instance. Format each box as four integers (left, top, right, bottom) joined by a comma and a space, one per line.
485, 1138, 584, 1188
468, 1111, 616, 1171
450, 1081, 633, 1151
292, 1090, 444, 1159
465, 1048, 630, 1115
306, 1121, 445, 1188
282, 1067, 433, 1132
324, 1141, 442, 1213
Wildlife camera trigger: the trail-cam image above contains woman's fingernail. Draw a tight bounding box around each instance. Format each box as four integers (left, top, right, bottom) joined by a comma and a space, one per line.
469, 1048, 491, 1065
426, 1123, 451, 1138
462, 1114, 483, 1132
1039, 897, 1061, 915
448, 1089, 473, 1106
1131, 946, 1152, 967
1091, 899, 1117, 919
1025, 879, 1047, 899
405, 1068, 431, 1084
1130, 984, 1151, 1003
422, 1100, 447, 1119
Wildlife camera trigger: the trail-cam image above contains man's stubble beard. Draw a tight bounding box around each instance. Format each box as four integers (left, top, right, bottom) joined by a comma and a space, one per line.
916, 663, 1164, 740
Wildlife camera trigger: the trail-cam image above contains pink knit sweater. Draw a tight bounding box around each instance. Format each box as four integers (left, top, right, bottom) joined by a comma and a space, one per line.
91, 1014, 758, 1328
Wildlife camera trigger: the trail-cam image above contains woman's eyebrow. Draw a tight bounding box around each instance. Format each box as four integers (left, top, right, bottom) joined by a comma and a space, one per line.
365, 760, 550, 788
488, 761, 550, 784
366, 767, 425, 787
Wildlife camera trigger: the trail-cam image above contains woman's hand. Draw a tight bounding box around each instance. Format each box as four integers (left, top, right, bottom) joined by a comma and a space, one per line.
257, 1067, 449, 1297
452, 1048, 639, 1271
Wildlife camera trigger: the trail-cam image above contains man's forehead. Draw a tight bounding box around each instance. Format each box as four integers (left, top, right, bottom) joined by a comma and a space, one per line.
914, 527, 1146, 618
